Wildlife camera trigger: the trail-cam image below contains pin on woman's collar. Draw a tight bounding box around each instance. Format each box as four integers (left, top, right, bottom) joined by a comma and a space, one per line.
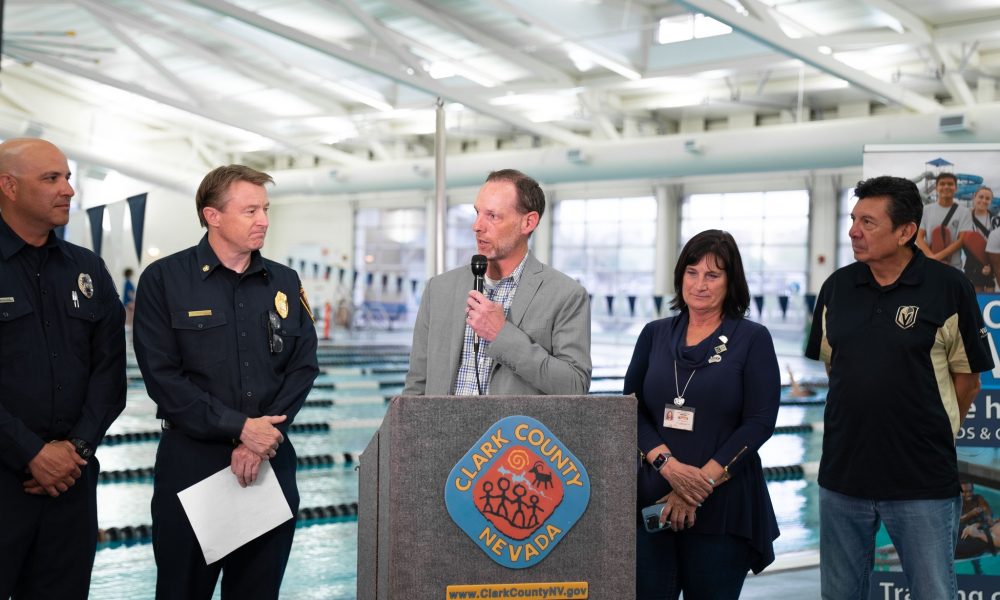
709, 335, 728, 364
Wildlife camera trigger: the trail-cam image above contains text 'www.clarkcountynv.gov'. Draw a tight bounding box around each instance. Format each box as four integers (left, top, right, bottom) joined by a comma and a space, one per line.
446, 582, 589, 599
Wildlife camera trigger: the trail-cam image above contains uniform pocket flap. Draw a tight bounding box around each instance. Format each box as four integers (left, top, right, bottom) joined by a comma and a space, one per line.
171, 310, 228, 330
0, 300, 34, 322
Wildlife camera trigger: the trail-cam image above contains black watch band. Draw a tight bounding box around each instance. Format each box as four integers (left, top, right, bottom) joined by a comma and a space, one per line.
651, 452, 671, 470
70, 438, 94, 460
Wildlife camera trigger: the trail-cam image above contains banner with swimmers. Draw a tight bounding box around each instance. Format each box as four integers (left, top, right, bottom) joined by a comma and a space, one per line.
865, 145, 1000, 597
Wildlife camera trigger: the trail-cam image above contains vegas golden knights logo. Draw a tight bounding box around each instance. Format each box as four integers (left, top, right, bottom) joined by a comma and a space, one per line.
895, 306, 918, 330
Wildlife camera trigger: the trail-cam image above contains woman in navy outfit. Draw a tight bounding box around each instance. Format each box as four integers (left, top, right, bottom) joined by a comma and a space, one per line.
626, 229, 780, 599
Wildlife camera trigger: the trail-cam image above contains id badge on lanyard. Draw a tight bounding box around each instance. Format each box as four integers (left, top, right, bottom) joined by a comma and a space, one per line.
664, 406, 695, 431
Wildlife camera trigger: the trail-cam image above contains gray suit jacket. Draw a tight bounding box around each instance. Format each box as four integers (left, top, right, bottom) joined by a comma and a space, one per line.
403, 253, 591, 396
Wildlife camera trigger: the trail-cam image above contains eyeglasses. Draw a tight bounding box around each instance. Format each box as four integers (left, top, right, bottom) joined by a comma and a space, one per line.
267, 310, 284, 354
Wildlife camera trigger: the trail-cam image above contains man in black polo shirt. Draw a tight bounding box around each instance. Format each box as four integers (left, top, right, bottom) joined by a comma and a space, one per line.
806, 175, 993, 600
133, 165, 318, 599
0, 138, 126, 598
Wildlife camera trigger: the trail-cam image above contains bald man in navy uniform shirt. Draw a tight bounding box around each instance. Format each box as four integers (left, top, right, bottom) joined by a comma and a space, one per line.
0, 138, 126, 599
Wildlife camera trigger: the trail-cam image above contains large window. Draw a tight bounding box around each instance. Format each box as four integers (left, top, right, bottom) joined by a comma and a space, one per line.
681, 191, 809, 297
837, 187, 857, 268
352, 204, 482, 323
551, 196, 657, 317
445, 204, 477, 271
353, 207, 426, 325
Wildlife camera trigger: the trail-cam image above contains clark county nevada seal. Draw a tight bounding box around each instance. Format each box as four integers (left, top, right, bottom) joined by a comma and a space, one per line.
444, 415, 591, 569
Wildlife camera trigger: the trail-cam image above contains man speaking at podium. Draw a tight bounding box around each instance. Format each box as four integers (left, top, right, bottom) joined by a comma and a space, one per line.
403, 169, 591, 396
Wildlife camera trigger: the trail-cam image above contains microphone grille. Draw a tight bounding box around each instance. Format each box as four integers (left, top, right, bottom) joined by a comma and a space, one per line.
471, 254, 488, 276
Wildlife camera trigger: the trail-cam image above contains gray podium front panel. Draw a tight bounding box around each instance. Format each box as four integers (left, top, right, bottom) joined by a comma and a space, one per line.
358, 395, 636, 599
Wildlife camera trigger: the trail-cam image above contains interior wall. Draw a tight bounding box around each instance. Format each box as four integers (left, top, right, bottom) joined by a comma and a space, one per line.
265, 200, 354, 276
53, 160, 863, 303
262, 166, 862, 295
65, 184, 200, 289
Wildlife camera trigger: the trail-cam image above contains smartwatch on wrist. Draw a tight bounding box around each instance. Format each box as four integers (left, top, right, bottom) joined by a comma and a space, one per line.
651, 452, 672, 471
69, 438, 94, 460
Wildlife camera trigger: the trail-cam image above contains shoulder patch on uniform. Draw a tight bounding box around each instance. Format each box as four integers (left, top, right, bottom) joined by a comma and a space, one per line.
299, 286, 315, 323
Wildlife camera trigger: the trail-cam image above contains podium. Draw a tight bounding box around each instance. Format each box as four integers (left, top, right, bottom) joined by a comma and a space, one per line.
358, 395, 635, 599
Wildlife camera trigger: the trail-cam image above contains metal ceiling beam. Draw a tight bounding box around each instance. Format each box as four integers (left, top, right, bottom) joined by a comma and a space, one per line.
77, 0, 208, 107
388, 0, 574, 85
189, 0, 590, 146
0, 83, 37, 116
929, 44, 976, 107
934, 17, 1000, 44
73, 0, 360, 124
678, 0, 941, 113
133, 0, 352, 116
578, 92, 620, 140
4, 47, 367, 165
0, 120, 197, 194
484, 0, 642, 81
619, 74, 853, 112
866, 0, 974, 106
329, 0, 427, 77
812, 31, 921, 49
375, 22, 501, 88
738, 0, 779, 29
866, 0, 933, 43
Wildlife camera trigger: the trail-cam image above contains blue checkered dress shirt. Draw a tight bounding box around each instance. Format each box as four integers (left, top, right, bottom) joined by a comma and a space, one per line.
452, 254, 528, 395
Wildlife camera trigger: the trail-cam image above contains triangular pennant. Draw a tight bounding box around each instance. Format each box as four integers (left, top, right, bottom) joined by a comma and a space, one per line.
126, 193, 147, 263
804, 294, 817, 315
86, 205, 105, 257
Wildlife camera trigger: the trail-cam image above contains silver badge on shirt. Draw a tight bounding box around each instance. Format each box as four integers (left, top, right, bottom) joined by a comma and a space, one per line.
77, 273, 94, 299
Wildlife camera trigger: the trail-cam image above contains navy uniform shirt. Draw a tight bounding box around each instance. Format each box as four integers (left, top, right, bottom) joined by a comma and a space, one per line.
0, 218, 126, 472
806, 249, 993, 499
133, 235, 318, 440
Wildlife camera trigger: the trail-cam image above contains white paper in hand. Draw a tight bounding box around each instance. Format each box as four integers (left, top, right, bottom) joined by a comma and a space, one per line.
177, 460, 293, 564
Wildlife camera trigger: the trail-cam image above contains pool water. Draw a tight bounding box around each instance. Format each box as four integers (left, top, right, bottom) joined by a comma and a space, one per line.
92, 362, 834, 598
97, 347, 993, 597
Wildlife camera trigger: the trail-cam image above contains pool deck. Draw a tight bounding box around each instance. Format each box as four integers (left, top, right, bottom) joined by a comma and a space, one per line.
743, 566, 821, 598
115, 323, 992, 599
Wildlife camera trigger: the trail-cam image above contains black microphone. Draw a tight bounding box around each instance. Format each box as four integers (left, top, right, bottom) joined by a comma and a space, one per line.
471, 254, 487, 293
470, 255, 488, 350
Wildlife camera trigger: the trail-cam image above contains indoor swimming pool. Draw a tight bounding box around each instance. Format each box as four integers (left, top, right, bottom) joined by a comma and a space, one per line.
87, 345, 997, 598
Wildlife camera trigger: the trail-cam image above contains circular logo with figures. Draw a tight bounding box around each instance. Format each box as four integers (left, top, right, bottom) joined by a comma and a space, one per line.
444, 416, 590, 569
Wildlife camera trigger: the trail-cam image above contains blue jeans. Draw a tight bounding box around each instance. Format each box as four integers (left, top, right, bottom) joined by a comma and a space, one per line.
819, 486, 961, 600
636, 522, 752, 600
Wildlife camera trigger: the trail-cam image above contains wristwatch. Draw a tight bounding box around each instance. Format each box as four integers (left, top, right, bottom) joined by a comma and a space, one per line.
651, 452, 672, 470
70, 438, 94, 460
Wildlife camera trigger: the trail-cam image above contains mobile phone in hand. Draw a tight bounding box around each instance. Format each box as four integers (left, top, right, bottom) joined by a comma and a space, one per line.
642, 502, 673, 533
